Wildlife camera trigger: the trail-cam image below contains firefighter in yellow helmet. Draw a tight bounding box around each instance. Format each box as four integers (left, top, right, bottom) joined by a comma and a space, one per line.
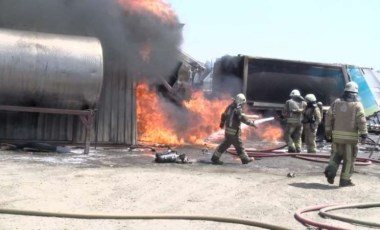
282, 89, 307, 153
302, 94, 322, 153
324, 81, 368, 187
211, 93, 256, 165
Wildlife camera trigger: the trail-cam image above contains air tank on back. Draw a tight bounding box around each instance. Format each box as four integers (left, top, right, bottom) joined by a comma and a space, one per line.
0, 28, 103, 110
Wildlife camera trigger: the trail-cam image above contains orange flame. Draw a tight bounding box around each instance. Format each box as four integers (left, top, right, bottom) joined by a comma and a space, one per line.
260, 125, 283, 141
136, 83, 184, 145
136, 82, 229, 146
136, 82, 284, 146
118, 0, 176, 23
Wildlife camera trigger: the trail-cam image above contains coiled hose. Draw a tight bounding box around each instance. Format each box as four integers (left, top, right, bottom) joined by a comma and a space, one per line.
0, 208, 291, 230
294, 202, 380, 229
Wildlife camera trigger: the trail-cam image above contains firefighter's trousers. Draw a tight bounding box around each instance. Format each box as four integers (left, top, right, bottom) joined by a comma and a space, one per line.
213, 132, 249, 160
285, 123, 303, 152
325, 142, 357, 181
303, 124, 317, 153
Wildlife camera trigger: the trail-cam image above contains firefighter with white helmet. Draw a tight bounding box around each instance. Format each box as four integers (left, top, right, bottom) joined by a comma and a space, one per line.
211, 93, 256, 165
282, 89, 307, 152
290, 89, 301, 97
324, 81, 367, 187
302, 94, 322, 153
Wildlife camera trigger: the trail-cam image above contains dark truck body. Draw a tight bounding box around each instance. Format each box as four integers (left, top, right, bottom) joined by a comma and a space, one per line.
212, 55, 350, 112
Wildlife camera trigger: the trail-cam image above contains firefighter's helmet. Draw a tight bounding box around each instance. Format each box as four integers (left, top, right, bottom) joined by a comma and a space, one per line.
234, 93, 246, 105
344, 81, 359, 93
305, 94, 317, 103
290, 89, 301, 97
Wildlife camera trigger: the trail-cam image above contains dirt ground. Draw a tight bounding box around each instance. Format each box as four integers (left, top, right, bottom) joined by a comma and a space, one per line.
0, 141, 379, 230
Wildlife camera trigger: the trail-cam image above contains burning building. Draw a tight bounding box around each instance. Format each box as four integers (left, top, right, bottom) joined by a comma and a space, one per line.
0, 0, 288, 150
0, 0, 184, 148
0, 0, 254, 149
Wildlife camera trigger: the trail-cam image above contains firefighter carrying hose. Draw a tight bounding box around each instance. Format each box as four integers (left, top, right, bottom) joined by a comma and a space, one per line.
302, 94, 322, 153
282, 89, 307, 153
211, 93, 256, 165
324, 81, 368, 187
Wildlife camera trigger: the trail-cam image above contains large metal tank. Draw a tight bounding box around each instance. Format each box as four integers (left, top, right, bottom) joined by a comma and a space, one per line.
0, 28, 103, 109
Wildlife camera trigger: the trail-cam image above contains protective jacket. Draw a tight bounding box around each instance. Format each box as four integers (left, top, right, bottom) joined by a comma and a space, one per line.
302, 104, 322, 131
220, 102, 254, 136
325, 98, 367, 144
283, 97, 307, 124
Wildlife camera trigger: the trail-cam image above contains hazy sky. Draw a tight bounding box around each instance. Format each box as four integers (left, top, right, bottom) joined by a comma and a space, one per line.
167, 0, 380, 70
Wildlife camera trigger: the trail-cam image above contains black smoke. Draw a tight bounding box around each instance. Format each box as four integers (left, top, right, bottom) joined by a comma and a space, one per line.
212, 55, 244, 97
0, 0, 183, 83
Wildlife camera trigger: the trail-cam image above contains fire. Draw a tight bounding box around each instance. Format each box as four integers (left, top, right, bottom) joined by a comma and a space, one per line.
182, 91, 230, 145
258, 125, 283, 141
136, 82, 229, 146
118, 0, 176, 23
136, 83, 184, 145
136, 82, 284, 146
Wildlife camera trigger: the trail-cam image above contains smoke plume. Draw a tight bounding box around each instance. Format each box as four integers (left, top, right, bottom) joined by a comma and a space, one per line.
0, 0, 183, 83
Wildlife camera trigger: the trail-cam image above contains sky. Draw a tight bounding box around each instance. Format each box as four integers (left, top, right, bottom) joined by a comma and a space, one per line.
167, 0, 380, 70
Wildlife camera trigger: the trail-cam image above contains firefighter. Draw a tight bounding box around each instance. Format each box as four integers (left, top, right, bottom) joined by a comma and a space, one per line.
282, 89, 307, 153
324, 81, 368, 187
302, 94, 322, 153
211, 93, 256, 165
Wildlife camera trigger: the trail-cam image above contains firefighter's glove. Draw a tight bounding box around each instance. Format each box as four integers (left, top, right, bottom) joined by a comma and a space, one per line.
360, 133, 368, 144
219, 122, 224, 129
249, 121, 257, 128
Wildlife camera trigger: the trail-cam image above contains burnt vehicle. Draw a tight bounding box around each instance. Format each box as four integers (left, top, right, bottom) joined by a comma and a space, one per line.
211, 55, 380, 136
212, 55, 379, 113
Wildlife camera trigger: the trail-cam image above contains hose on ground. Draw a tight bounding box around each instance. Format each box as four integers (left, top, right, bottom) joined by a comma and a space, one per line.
319, 202, 380, 228
226, 150, 377, 165
294, 202, 380, 229
0, 208, 292, 230
294, 204, 347, 230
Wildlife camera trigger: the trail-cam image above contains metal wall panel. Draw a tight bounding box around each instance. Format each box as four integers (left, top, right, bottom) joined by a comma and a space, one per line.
0, 62, 136, 146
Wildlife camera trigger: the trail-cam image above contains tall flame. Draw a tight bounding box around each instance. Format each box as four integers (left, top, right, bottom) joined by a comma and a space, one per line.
136, 82, 284, 146
136, 82, 229, 146
136, 83, 184, 145
118, 0, 176, 23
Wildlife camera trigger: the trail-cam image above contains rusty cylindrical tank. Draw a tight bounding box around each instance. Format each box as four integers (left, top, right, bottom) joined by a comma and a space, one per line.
0, 28, 103, 109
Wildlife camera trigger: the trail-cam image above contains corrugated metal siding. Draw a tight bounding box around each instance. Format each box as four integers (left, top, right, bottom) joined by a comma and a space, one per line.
92, 63, 136, 145
0, 63, 136, 145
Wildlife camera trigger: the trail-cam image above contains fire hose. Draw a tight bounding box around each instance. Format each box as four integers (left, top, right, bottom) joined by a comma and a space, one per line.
0, 208, 292, 230
226, 149, 379, 165
294, 202, 380, 229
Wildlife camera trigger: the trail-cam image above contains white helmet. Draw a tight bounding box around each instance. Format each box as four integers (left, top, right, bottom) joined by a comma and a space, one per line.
234, 93, 246, 105
344, 81, 359, 93
305, 94, 317, 103
290, 89, 301, 97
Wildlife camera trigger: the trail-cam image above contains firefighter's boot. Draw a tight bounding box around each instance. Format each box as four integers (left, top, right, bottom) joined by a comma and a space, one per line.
339, 179, 355, 187
288, 147, 296, 153
211, 151, 224, 165
324, 167, 335, 185
240, 154, 254, 164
